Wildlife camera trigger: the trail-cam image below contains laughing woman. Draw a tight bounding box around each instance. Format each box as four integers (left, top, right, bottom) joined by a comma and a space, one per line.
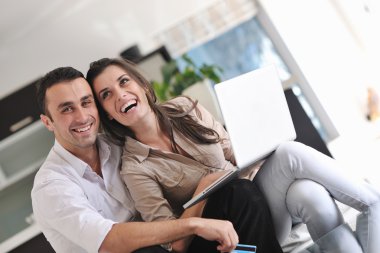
87, 57, 380, 253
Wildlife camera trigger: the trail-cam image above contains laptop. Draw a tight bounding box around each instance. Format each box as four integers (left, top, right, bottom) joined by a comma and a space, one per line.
183, 65, 296, 209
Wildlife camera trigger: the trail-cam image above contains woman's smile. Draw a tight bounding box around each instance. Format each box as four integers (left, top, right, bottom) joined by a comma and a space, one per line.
121, 99, 138, 113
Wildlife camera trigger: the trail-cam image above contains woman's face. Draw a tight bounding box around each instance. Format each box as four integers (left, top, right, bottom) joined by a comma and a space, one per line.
92, 65, 151, 128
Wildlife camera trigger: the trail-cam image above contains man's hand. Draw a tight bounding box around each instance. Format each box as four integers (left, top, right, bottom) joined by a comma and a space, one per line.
191, 217, 238, 252
171, 170, 237, 253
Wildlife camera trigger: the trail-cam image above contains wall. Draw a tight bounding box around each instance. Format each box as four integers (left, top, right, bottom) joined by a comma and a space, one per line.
259, 0, 380, 181
259, 0, 371, 138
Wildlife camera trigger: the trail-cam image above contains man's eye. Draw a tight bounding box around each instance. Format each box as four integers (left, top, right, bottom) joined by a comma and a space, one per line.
62, 107, 72, 113
82, 100, 92, 107
101, 91, 110, 100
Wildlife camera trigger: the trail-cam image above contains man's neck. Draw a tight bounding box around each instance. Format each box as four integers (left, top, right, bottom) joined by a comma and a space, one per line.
68, 143, 102, 177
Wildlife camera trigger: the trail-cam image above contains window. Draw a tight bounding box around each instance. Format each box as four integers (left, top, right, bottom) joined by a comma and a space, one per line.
176, 16, 330, 141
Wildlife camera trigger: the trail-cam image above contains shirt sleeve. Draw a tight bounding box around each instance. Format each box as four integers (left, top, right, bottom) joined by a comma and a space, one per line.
32, 178, 115, 252
120, 164, 177, 222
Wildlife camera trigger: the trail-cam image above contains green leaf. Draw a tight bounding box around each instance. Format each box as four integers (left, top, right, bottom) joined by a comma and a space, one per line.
151, 54, 224, 100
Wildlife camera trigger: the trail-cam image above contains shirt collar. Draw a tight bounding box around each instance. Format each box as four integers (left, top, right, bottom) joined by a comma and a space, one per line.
97, 136, 112, 168
124, 136, 150, 163
52, 137, 111, 177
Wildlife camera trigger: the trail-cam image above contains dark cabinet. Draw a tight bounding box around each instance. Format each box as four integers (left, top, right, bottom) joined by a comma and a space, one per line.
9, 233, 54, 253
0, 79, 41, 142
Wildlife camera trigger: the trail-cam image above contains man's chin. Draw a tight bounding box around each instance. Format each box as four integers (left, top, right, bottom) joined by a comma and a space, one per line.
75, 134, 97, 147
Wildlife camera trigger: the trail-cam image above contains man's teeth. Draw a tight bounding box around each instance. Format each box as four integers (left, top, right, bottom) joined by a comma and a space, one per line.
74, 125, 91, 132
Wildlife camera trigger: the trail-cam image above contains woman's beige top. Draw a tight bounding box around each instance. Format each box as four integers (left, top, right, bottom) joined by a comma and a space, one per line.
120, 96, 255, 222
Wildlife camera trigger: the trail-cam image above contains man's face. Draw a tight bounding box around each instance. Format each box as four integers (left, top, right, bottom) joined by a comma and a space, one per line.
41, 78, 100, 154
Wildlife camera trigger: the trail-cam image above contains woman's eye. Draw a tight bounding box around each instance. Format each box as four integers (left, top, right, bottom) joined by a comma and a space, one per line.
120, 78, 129, 86
101, 91, 110, 100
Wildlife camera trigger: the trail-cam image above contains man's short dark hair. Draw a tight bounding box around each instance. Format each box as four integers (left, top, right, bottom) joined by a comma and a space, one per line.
36, 67, 84, 115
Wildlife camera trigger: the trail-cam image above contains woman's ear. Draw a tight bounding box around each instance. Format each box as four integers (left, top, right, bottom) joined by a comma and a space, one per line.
107, 113, 113, 120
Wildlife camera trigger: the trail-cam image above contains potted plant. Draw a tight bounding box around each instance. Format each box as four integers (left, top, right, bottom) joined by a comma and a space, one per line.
152, 54, 225, 123
152, 54, 223, 102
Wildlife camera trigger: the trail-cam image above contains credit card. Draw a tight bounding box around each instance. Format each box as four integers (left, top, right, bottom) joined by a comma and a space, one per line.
232, 243, 257, 253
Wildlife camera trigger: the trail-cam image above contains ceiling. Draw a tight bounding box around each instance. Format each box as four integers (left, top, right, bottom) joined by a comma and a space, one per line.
0, 0, 215, 98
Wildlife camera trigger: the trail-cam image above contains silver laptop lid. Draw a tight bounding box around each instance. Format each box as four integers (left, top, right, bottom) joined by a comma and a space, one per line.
214, 65, 296, 169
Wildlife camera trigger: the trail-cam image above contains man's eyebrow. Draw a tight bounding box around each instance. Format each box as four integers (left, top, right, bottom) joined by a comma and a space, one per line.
56, 94, 94, 109
81, 94, 94, 101
57, 101, 73, 110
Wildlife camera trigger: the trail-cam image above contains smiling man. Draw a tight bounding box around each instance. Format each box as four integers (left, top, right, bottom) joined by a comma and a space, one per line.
31, 67, 239, 253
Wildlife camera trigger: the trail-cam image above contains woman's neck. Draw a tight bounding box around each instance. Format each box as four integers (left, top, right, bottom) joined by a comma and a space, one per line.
132, 112, 173, 152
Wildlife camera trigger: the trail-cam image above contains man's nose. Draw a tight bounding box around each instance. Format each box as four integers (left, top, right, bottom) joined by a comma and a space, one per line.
75, 107, 87, 121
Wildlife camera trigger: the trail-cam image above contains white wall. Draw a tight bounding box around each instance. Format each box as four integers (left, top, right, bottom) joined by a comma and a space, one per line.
259, 0, 380, 182
259, 0, 371, 137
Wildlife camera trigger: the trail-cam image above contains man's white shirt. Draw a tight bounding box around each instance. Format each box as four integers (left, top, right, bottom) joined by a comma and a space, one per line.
31, 135, 137, 253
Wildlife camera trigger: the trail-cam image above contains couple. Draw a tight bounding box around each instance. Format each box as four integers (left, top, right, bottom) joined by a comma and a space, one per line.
32, 57, 380, 253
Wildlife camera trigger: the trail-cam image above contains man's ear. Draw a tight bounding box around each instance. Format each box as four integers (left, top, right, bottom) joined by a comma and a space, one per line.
40, 114, 54, 132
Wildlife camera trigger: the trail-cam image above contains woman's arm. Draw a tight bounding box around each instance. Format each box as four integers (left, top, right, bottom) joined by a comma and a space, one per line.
122, 165, 231, 253
121, 168, 177, 222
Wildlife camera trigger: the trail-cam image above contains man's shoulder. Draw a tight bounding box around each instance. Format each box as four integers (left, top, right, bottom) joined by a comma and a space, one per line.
33, 157, 76, 190
33, 146, 81, 189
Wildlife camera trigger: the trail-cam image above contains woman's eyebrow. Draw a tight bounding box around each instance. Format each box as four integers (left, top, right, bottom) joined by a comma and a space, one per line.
117, 74, 128, 82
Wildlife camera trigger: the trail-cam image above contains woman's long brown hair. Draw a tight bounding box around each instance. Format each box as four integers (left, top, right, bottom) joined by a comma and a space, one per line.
86, 58, 220, 152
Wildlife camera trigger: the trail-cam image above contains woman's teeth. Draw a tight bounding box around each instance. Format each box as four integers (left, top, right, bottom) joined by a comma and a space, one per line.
121, 100, 137, 113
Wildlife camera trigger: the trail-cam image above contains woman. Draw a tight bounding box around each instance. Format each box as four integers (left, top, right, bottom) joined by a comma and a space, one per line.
87, 58, 380, 253
87, 58, 283, 253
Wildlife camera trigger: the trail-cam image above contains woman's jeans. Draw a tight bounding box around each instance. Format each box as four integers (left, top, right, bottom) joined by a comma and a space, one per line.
254, 141, 380, 253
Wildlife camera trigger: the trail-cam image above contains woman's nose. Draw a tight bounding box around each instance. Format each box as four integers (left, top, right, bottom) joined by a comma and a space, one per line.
116, 87, 128, 101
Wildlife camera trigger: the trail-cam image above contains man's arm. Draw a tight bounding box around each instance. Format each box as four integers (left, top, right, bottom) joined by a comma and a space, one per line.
169, 171, 234, 253
99, 217, 238, 253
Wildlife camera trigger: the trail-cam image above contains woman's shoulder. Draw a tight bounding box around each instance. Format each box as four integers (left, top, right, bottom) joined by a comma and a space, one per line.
164, 95, 196, 109
121, 138, 149, 173
120, 152, 146, 175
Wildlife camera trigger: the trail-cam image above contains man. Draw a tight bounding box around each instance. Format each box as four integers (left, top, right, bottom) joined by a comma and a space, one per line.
31, 67, 238, 253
